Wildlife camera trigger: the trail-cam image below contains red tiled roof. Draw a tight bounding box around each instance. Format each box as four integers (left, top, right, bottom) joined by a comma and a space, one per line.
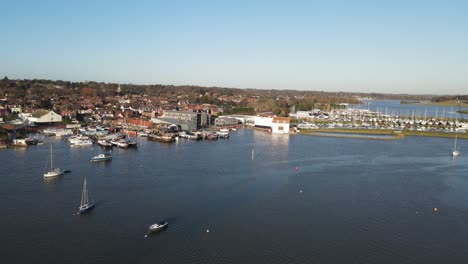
272, 117, 290, 123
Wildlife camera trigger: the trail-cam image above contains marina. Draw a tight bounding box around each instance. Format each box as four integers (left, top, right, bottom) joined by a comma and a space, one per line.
2, 1, 468, 263
1, 129, 468, 263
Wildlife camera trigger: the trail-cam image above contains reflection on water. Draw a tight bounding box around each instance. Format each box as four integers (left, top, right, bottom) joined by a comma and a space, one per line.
270, 133, 290, 145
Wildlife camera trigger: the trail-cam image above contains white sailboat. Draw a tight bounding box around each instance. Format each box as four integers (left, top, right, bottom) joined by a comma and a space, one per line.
43, 144, 64, 178
251, 148, 255, 160
78, 178, 95, 214
452, 135, 460, 157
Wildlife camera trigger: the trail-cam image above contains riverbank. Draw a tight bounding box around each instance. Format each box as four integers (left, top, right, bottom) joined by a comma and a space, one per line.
403, 100, 468, 107
299, 128, 468, 139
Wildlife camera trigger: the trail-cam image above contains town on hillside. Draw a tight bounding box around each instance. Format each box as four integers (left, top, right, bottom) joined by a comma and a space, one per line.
0, 77, 467, 147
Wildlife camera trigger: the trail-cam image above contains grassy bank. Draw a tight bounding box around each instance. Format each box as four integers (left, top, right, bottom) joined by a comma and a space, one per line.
299, 128, 468, 139
411, 100, 468, 107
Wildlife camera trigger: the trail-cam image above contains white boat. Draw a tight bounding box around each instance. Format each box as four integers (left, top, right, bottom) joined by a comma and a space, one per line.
148, 221, 168, 233
69, 135, 90, 144
111, 139, 128, 148
11, 139, 28, 147
73, 139, 93, 146
216, 129, 230, 138
78, 178, 95, 214
55, 129, 74, 137
91, 153, 112, 162
97, 139, 113, 147
452, 135, 460, 157
44, 145, 64, 178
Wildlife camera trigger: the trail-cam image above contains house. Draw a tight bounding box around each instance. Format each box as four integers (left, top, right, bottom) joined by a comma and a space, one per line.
28, 110, 62, 124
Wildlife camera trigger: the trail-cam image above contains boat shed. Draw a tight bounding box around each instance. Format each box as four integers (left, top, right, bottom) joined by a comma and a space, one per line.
28, 110, 62, 124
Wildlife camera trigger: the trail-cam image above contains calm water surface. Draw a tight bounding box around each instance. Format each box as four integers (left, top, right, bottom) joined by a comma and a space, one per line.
1, 130, 468, 264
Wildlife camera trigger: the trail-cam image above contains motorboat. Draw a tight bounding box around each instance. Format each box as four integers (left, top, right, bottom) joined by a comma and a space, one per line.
91, 153, 112, 162
216, 129, 230, 138
148, 221, 168, 233
110, 139, 128, 148
97, 139, 113, 147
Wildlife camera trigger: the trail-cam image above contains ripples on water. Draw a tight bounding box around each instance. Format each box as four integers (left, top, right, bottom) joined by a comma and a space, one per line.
1, 130, 468, 264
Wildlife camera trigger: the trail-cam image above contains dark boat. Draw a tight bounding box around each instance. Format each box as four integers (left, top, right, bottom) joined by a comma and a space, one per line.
126, 139, 138, 148
90, 153, 112, 162
25, 138, 39, 145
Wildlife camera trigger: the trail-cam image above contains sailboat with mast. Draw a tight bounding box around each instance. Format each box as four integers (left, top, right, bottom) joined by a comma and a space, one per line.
43, 144, 64, 178
452, 135, 460, 157
78, 178, 95, 214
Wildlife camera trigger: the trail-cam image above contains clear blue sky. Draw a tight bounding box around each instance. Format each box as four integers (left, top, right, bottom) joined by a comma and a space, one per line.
2, 0, 467, 94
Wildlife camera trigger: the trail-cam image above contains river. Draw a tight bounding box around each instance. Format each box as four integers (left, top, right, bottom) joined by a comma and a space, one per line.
1, 129, 468, 263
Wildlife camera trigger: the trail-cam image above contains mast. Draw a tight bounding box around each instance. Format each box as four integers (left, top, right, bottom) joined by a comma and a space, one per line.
454, 135, 458, 151
50, 144, 53, 169
81, 178, 87, 207
252, 148, 254, 160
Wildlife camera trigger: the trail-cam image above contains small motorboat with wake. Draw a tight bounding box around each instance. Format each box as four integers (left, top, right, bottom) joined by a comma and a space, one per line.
148, 221, 168, 233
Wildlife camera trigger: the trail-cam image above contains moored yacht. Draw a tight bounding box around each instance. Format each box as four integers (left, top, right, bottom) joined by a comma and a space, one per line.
44, 145, 64, 178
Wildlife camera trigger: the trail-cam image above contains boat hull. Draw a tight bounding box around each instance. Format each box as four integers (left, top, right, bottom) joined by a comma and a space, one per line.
44, 170, 65, 178
91, 158, 112, 162
147, 134, 174, 143
78, 203, 95, 214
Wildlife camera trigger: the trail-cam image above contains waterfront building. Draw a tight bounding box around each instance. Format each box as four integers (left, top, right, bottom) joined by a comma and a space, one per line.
223, 115, 256, 126
28, 110, 62, 125
154, 110, 210, 131
254, 113, 291, 134
271, 117, 291, 134
215, 117, 239, 127
254, 112, 275, 128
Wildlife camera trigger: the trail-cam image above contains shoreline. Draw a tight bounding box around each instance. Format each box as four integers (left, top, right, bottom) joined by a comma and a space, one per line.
299, 128, 468, 140
400, 100, 468, 107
